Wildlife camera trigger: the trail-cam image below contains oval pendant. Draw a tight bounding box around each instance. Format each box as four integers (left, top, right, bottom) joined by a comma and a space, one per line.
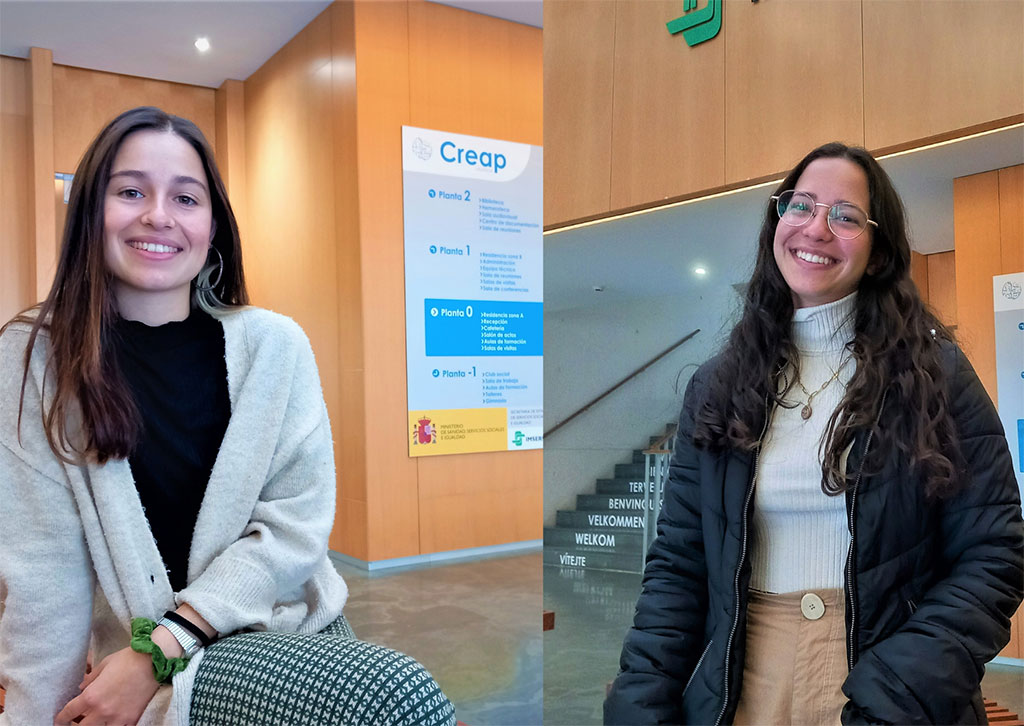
801, 404, 812, 420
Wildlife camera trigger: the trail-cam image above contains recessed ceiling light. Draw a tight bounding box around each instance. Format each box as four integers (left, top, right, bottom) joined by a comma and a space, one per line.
195, 37, 211, 53
694, 267, 707, 276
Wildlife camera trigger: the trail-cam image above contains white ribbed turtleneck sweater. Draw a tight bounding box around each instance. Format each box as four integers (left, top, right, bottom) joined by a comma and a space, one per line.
749, 292, 858, 594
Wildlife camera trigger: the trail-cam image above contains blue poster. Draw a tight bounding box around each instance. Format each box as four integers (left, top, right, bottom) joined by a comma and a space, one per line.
402, 126, 543, 456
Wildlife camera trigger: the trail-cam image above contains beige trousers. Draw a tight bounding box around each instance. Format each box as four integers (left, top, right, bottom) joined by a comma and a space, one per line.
732, 588, 848, 726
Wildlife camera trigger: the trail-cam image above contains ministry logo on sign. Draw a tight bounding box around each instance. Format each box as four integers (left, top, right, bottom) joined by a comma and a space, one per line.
413, 416, 437, 445
1001, 281, 1022, 301
411, 137, 432, 161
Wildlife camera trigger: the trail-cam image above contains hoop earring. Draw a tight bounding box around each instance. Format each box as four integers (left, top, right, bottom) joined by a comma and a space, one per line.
195, 246, 224, 292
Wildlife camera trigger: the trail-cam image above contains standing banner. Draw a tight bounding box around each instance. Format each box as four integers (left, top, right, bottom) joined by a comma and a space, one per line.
994, 272, 1024, 497
402, 126, 543, 457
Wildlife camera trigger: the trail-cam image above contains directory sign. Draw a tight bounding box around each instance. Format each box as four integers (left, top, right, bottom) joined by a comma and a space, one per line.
994, 272, 1024, 495
402, 126, 543, 457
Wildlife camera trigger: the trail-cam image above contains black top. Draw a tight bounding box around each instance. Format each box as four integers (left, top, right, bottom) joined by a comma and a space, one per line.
112, 311, 231, 592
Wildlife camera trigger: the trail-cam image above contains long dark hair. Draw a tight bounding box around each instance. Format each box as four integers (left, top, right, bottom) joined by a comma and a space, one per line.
692, 142, 963, 498
3, 106, 249, 464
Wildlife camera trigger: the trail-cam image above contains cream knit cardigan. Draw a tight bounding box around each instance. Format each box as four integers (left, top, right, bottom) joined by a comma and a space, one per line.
0, 307, 348, 726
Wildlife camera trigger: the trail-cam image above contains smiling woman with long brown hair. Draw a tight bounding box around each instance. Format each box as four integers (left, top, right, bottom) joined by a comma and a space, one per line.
0, 106, 454, 726
605, 142, 1023, 725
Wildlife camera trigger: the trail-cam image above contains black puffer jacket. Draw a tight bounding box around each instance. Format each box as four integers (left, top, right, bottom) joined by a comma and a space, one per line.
605, 343, 1023, 725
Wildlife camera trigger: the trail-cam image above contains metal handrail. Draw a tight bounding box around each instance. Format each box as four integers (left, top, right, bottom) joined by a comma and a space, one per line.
640, 424, 677, 567
641, 441, 674, 568
644, 423, 677, 454
544, 329, 700, 438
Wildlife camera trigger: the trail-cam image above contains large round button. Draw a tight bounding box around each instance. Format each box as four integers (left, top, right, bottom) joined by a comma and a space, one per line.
801, 593, 825, 620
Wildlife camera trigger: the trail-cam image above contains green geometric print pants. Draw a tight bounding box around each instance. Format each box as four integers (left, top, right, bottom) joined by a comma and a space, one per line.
190, 616, 457, 726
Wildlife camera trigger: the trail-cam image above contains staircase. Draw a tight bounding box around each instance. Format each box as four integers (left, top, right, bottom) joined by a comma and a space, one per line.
543, 425, 674, 574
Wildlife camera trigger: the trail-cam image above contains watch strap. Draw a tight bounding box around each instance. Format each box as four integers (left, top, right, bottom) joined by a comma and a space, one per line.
157, 616, 201, 658
162, 610, 214, 647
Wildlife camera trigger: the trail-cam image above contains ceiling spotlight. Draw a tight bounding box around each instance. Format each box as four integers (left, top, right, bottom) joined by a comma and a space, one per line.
195, 37, 211, 53
694, 267, 707, 276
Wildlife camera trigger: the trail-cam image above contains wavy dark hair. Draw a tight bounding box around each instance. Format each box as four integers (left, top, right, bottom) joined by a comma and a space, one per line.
692, 142, 963, 498
3, 106, 248, 464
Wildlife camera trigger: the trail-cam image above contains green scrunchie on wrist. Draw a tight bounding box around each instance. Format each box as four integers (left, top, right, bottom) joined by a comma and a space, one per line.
130, 617, 190, 683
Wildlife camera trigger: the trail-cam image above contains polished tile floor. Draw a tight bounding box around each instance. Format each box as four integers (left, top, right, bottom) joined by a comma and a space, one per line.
334, 551, 542, 726
543, 565, 1024, 726
543, 566, 641, 726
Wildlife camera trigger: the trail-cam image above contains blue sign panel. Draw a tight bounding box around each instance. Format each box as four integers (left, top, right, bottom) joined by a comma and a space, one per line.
424, 299, 543, 357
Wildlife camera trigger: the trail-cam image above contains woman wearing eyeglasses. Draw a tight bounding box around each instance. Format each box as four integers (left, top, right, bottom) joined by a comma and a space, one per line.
0, 107, 455, 726
604, 142, 1023, 725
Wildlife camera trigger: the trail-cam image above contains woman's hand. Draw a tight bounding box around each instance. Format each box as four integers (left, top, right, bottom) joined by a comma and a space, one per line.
53, 646, 161, 726
52, 606, 212, 725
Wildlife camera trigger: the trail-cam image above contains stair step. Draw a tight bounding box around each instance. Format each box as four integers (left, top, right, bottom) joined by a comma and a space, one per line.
596, 478, 655, 495
984, 700, 1023, 725
544, 527, 645, 552
556, 510, 649, 529
543, 547, 644, 573
615, 462, 651, 479
576, 494, 657, 513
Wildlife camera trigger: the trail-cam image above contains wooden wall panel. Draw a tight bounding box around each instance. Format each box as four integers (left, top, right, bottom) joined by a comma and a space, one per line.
609, 0, 724, 210
543, 0, 615, 224
417, 451, 542, 553
351, 0, 422, 561
243, 12, 337, 356
909, 250, 929, 302
998, 165, 1023, 273
214, 79, 246, 238
954, 171, 1001, 398
329, 1, 368, 558
337, 495, 369, 561
28, 49, 56, 302
1, 57, 32, 324
51, 65, 215, 174
863, 0, 1024, 150
242, 10, 351, 555
1004, 609, 1023, 660
926, 251, 957, 329
724, 0, 864, 183
407, 2, 541, 145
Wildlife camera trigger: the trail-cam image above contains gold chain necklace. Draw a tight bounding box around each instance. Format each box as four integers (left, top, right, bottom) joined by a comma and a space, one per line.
795, 357, 852, 420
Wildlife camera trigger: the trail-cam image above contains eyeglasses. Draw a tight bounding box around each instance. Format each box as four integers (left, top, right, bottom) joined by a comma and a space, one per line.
771, 190, 878, 240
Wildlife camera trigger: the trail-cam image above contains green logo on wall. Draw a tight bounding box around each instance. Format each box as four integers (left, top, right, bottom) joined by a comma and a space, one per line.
513, 430, 524, 446
667, 0, 722, 47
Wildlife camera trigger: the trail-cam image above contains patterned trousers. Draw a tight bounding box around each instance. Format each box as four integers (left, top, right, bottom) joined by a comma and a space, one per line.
190, 616, 457, 726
